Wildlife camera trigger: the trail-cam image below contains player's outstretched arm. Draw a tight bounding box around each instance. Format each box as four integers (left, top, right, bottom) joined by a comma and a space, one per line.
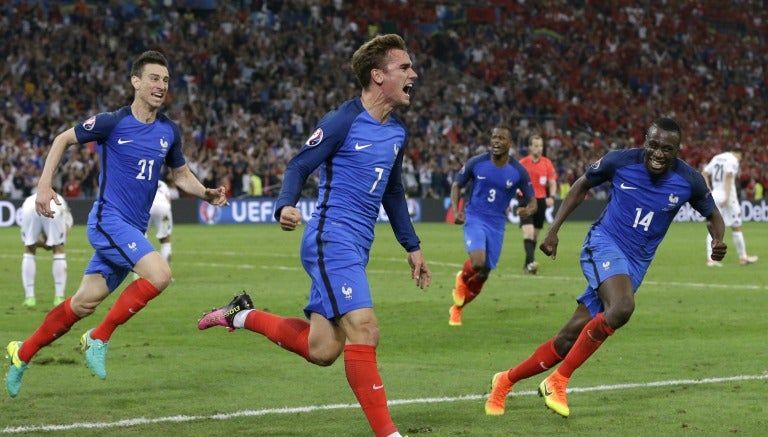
170, 164, 229, 206
540, 176, 592, 260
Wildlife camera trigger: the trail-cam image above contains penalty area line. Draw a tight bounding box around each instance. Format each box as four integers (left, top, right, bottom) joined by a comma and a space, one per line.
2, 374, 766, 434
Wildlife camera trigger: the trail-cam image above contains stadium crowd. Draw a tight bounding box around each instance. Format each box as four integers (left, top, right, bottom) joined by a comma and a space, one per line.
1, 0, 766, 202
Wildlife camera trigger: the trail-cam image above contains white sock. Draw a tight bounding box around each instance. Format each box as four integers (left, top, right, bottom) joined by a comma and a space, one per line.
52, 253, 67, 298
160, 242, 172, 265
732, 231, 747, 258
385, 432, 402, 437
22, 253, 36, 298
232, 309, 254, 328
706, 234, 713, 260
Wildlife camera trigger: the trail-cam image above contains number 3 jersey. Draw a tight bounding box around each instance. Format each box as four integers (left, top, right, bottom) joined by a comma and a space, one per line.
585, 149, 715, 263
74, 106, 185, 231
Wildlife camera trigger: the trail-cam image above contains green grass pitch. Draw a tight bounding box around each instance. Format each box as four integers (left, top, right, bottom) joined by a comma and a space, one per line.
1, 221, 766, 436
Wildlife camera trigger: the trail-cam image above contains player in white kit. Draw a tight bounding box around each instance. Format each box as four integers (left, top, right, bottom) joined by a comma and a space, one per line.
702, 148, 758, 266
19, 194, 73, 307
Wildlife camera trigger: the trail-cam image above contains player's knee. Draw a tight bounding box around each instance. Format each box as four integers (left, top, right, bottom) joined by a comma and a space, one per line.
605, 301, 634, 329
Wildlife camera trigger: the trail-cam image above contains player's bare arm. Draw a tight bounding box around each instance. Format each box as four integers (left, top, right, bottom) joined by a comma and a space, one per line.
706, 207, 727, 261
450, 181, 465, 224
36, 128, 78, 217
516, 197, 538, 219
170, 164, 229, 206
540, 176, 592, 259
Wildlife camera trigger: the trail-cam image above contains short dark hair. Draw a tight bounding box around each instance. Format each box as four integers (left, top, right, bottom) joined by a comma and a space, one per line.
131, 50, 169, 78
351, 34, 407, 88
651, 117, 681, 137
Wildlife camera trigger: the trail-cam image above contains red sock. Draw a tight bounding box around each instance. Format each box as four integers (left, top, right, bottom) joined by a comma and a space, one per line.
344, 344, 397, 437
557, 312, 615, 378
506, 337, 563, 384
91, 278, 160, 342
243, 311, 310, 361
19, 297, 80, 363
461, 259, 485, 305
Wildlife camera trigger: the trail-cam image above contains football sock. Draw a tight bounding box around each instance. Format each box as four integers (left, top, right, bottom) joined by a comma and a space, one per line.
557, 312, 614, 378
18, 297, 80, 363
243, 311, 311, 361
732, 231, 747, 258
506, 337, 563, 384
706, 233, 713, 259
22, 253, 36, 298
91, 278, 160, 342
524, 238, 536, 264
160, 242, 172, 264
344, 344, 397, 437
462, 259, 485, 305
52, 253, 67, 298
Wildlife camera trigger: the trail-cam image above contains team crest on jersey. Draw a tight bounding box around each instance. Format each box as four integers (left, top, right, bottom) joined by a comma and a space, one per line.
82, 115, 96, 131
341, 284, 353, 300
159, 137, 169, 157
663, 192, 680, 211
306, 128, 323, 147
590, 158, 602, 170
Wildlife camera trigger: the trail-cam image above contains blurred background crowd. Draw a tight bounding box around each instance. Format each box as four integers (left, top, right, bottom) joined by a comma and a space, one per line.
1, 0, 766, 203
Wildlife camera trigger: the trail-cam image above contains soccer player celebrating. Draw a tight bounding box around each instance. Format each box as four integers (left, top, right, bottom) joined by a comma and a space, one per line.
484, 117, 727, 418
198, 34, 430, 437
5, 50, 228, 398
448, 125, 536, 326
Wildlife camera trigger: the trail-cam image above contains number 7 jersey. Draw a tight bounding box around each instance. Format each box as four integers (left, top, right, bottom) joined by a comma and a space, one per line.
584, 149, 715, 262
74, 106, 185, 231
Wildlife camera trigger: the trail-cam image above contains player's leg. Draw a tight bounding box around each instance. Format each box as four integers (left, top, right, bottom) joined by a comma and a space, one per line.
44, 212, 69, 306
21, 246, 37, 307
340, 307, 399, 437
6, 272, 109, 397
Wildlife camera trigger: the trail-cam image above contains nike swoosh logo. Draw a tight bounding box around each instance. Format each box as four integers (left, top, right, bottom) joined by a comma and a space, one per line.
477, 176, 487, 180
372, 384, 384, 390
543, 383, 553, 396
355, 143, 373, 150
118, 138, 134, 144
620, 183, 637, 190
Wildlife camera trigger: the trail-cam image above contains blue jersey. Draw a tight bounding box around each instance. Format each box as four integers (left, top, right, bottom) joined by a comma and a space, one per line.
585, 149, 715, 263
74, 106, 185, 232
457, 153, 534, 228
276, 97, 419, 251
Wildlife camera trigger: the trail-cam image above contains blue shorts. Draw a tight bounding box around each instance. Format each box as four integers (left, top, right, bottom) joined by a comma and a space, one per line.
300, 223, 373, 320
85, 216, 156, 292
577, 228, 649, 317
462, 216, 504, 270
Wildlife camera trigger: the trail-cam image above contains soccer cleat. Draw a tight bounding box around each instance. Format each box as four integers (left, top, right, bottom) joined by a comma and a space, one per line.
706, 259, 723, 267
538, 371, 570, 418
524, 261, 539, 275
452, 271, 468, 306
81, 329, 108, 379
53, 296, 65, 306
197, 292, 254, 331
485, 371, 513, 415
5, 341, 28, 398
23, 297, 36, 308
448, 304, 463, 326
739, 255, 758, 265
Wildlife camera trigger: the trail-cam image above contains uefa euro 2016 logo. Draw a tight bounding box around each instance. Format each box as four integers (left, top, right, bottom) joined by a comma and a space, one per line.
199, 202, 222, 225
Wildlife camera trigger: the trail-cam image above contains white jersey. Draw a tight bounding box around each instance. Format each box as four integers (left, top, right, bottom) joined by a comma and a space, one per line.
702, 151, 741, 226
20, 194, 72, 247
703, 152, 739, 198
148, 180, 173, 239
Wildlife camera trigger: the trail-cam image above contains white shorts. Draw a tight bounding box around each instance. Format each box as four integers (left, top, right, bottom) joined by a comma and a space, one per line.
20, 197, 70, 247
148, 201, 173, 239
712, 191, 742, 227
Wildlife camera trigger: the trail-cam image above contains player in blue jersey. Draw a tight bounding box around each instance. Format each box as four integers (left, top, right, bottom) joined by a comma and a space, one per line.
197, 34, 430, 437
484, 117, 727, 418
5, 50, 228, 398
448, 125, 537, 326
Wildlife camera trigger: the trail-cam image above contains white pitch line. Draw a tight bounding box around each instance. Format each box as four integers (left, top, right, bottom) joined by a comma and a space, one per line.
2, 374, 767, 434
